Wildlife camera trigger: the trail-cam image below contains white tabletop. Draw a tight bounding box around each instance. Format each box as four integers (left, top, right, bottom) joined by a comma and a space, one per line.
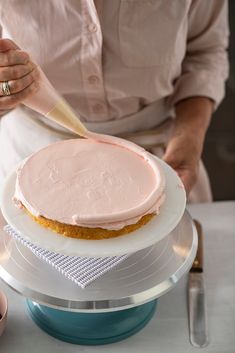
0, 201, 235, 353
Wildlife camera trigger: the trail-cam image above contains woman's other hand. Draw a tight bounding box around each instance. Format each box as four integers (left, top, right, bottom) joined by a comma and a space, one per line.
163, 97, 213, 195
0, 39, 39, 116
163, 131, 201, 195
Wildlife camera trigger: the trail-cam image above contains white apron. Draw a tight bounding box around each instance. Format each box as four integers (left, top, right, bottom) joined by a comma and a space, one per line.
0, 106, 212, 203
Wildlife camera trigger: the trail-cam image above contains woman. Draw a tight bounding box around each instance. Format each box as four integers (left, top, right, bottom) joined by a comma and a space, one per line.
0, 0, 229, 201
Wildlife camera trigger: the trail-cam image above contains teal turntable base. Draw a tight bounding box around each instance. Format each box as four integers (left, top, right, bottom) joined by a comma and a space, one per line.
26, 299, 157, 345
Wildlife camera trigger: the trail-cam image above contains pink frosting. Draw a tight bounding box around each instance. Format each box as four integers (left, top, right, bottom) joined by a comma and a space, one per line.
14, 137, 166, 230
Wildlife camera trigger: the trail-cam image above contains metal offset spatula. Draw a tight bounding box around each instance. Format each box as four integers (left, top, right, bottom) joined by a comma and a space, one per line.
188, 220, 209, 348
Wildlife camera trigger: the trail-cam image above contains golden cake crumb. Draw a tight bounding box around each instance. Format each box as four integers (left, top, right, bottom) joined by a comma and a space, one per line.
26, 209, 155, 240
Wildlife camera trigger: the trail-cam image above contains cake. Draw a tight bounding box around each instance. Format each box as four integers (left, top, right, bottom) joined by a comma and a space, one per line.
14, 137, 166, 240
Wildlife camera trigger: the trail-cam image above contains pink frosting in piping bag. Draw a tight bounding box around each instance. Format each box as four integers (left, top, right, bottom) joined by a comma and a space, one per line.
16, 66, 166, 230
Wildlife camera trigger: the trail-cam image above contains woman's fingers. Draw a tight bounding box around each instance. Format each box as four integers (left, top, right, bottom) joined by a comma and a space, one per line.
0, 49, 30, 66
0, 68, 39, 96
0, 60, 38, 110
0, 38, 20, 52
174, 167, 198, 196
0, 80, 39, 110
0, 39, 39, 113
163, 133, 201, 196
0, 60, 36, 81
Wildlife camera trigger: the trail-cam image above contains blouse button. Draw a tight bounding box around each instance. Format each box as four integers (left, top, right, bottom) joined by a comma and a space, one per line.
88, 24, 98, 33
88, 75, 99, 84
92, 103, 104, 113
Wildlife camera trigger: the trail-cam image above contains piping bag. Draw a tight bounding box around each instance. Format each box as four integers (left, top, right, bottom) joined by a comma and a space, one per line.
22, 66, 152, 156
23, 67, 88, 138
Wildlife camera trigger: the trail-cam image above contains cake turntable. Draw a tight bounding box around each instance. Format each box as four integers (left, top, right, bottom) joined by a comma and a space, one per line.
0, 154, 197, 345
0, 210, 197, 345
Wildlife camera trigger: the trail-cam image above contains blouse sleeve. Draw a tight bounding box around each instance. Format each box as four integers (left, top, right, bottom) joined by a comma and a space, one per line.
168, 0, 229, 110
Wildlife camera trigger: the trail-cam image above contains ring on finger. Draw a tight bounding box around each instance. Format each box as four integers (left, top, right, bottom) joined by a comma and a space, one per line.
1, 81, 11, 96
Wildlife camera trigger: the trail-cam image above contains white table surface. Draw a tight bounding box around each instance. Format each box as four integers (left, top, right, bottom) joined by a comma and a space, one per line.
0, 201, 235, 353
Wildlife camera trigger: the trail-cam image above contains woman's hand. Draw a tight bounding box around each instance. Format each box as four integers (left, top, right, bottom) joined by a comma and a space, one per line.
163, 97, 214, 195
163, 131, 201, 195
0, 39, 39, 116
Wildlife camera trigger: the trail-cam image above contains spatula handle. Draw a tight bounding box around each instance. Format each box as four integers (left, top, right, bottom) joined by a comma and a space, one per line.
191, 220, 203, 272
